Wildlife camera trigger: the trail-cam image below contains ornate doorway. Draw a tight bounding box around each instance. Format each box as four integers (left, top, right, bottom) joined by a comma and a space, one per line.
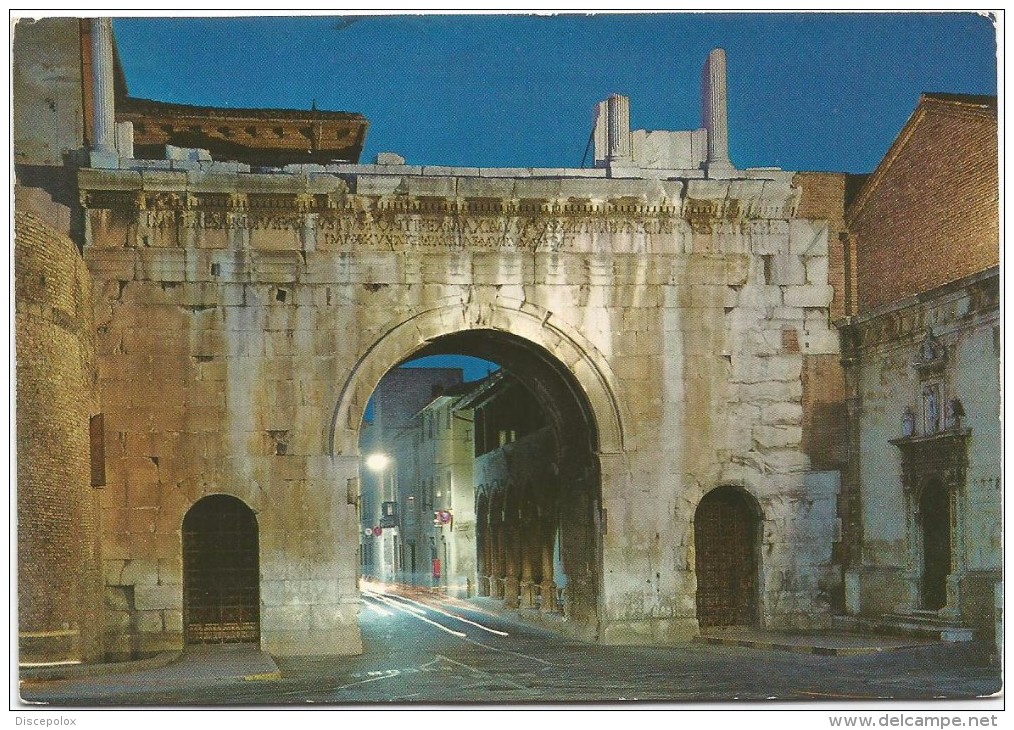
182, 495, 260, 645
920, 477, 951, 611
891, 430, 968, 614
694, 487, 760, 628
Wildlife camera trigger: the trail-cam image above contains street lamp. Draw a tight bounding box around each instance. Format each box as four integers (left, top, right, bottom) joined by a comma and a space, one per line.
365, 452, 390, 472
365, 452, 395, 503
364, 451, 399, 578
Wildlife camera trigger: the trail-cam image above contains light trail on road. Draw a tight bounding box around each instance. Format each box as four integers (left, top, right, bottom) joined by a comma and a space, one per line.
364, 587, 556, 667
363, 590, 467, 638
380, 592, 510, 637
360, 595, 394, 617
364, 591, 425, 616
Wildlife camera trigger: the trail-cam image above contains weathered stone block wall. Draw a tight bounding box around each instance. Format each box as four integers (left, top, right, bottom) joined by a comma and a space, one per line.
794, 172, 847, 323
849, 100, 998, 314
792, 173, 848, 472
12, 18, 86, 168
792, 173, 851, 598
15, 210, 103, 662
90, 270, 361, 656
80, 165, 844, 652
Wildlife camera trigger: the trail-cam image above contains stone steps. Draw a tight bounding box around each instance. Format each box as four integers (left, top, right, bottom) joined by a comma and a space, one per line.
833, 612, 975, 643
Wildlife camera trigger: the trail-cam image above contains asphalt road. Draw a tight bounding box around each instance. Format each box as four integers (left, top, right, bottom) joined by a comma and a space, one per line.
20, 586, 1002, 706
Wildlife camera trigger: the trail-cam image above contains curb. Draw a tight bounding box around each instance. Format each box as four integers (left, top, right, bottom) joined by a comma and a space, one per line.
694, 636, 928, 656
19, 651, 183, 682
243, 671, 283, 682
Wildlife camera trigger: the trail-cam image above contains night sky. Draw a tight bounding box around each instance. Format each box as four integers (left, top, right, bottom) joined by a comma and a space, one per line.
112, 12, 998, 174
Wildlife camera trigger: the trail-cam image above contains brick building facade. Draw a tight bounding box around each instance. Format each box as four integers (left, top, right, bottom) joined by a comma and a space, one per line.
15, 208, 104, 663
838, 93, 1000, 656
846, 94, 998, 314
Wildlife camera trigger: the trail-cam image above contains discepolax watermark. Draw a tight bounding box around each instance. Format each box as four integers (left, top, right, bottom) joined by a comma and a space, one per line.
15, 718, 77, 726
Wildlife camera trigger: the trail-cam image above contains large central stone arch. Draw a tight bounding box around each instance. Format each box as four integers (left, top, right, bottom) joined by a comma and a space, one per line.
329, 297, 626, 459
330, 297, 628, 639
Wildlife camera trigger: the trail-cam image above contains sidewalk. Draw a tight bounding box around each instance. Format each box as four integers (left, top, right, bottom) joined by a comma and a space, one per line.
19, 644, 280, 704
696, 626, 943, 656
404, 584, 972, 658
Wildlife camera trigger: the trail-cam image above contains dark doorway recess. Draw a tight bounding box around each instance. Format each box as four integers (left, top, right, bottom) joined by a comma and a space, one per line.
695, 486, 760, 628
183, 494, 260, 645
920, 478, 951, 611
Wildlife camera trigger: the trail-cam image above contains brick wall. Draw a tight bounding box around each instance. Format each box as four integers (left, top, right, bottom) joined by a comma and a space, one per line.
794, 172, 848, 323
791, 173, 848, 472
15, 210, 103, 662
800, 354, 846, 471
849, 99, 998, 313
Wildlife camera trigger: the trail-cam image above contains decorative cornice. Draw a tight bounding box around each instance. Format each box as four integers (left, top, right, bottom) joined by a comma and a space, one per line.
77, 187, 806, 231
890, 428, 970, 449
891, 429, 971, 493
117, 95, 369, 166
837, 267, 998, 353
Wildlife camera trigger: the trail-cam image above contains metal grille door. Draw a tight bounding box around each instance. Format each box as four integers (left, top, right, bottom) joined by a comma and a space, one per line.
183, 495, 260, 645
695, 488, 758, 628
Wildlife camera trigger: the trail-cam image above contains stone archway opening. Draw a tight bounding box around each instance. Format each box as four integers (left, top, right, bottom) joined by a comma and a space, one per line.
182, 494, 260, 646
694, 486, 762, 629
356, 328, 603, 628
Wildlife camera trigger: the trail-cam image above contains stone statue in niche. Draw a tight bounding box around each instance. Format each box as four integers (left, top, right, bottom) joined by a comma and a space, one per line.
946, 398, 966, 431
902, 406, 916, 437
922, 384, 940, 434
919, 327, 944, 364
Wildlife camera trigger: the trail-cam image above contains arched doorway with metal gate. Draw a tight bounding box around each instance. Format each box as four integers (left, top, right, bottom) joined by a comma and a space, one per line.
182, 494, 261, 646
694, 486, 762, 629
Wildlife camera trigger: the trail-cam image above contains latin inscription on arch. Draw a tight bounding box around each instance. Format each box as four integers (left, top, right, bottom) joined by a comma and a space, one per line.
89, 185, 694, 252
134, 210, 679, 250
310, 212, 678, 250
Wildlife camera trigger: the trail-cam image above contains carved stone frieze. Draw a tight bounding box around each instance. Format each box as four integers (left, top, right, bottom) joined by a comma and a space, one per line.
840, 270, 999, 354
77, 171, 809, 253
966, 272, 1000, 313
81, 190, 139, 212
310, 209, 681, 251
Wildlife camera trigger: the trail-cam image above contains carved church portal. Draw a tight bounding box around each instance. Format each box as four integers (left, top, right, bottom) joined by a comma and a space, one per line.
695, 487, 760, 628
183, 495, 260, 645
920, 478, 951, 611
891, 431, 968, 616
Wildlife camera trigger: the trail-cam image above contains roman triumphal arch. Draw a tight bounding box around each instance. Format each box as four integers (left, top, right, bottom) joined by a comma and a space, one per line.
80, 162, 843, 656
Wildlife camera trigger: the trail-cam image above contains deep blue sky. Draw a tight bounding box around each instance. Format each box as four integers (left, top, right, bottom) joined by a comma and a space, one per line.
112, 13, 997, 174
401, 355, 498, 383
